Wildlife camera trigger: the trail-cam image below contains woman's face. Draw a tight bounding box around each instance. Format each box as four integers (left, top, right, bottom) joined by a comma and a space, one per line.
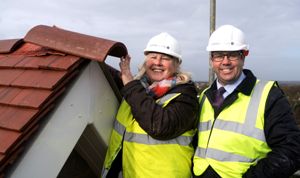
145, 52, 178, 82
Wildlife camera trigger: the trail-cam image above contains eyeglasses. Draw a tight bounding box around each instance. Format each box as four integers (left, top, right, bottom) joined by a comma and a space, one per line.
211, 51, 243, 62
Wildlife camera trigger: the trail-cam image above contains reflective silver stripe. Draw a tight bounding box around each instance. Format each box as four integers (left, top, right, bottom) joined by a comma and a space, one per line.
157, 93, 180, 105
101, 168, 108, 178
214, 119, 265, 142
243, 80, 268, 142
198, 120, 265, 141
195, 147, 206, 158
124, 132, 193, 146
114, 94, 180, 135
199, 120, 211, 131
114, 93, 190, 147
114, 113, 193, 146
113, 119, 126, 135
195, 147, 255, 162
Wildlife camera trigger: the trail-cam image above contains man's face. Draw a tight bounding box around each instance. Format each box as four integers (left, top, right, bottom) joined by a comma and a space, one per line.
145, 52, 178, 82
210, 51, 245, 85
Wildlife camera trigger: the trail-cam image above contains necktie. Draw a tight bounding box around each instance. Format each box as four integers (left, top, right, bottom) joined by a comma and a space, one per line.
213, 87, 226, 108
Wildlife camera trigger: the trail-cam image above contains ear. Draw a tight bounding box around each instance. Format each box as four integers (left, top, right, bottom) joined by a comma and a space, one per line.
243, 50, 249, 56
174, 57, 181, 65
173, 58, 181, 67
209, 59, 213, 66
178, 59, 182, 65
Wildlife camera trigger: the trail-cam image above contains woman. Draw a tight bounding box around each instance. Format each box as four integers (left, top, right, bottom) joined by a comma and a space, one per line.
102, 32, 199, 178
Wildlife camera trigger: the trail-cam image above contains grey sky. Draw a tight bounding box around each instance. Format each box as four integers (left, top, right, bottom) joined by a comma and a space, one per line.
1, 0, 299, 81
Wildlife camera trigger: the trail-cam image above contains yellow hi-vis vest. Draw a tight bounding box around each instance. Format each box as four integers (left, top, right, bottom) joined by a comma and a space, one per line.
193, 80, 274, 178
102, 93, 196, 178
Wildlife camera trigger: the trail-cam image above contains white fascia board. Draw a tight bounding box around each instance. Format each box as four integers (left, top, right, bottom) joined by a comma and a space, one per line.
75, 61, 120, 176
87, 61, 120, 145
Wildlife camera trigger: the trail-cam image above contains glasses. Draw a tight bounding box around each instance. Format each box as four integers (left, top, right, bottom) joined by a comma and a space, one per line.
211, 51, 243, 62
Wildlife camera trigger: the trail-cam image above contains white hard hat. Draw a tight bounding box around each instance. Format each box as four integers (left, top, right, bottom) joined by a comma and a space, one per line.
144, 32, 182, 61
206, 25, 249, 51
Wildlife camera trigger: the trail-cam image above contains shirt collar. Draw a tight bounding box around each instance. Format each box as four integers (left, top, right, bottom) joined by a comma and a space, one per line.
216, 72, 246, 98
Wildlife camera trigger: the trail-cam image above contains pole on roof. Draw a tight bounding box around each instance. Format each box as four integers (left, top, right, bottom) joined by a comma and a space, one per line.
208, 0, 216, 85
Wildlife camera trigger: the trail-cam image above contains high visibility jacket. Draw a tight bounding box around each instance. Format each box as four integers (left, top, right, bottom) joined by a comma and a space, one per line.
193, 80, 274, 178
102, 93, 196, 178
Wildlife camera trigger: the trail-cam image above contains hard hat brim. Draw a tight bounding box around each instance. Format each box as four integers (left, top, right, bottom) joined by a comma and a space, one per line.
144, 47, 182, 61
206, 44, 249, 51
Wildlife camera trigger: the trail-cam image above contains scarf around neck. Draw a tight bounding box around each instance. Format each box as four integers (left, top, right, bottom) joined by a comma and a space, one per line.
140, 76, 177, 98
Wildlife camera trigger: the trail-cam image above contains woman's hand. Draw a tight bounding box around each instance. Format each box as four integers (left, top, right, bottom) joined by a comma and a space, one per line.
119, 54, 133, 85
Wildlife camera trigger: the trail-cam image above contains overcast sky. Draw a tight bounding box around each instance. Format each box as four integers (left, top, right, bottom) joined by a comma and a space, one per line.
1, 0, 299, 81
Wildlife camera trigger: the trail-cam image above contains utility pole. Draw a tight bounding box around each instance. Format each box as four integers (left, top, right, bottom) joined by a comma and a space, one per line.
209, 0, 216, 85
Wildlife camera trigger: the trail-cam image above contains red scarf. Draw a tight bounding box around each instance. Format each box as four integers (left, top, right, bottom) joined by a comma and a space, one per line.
140, 76, 176, 98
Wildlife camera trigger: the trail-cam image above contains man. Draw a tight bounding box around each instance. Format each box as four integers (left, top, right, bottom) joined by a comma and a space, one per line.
102, 32, 199, 178
193, 25, 300, 178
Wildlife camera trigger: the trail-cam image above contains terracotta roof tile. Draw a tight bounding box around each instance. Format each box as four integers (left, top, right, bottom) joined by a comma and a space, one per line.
0, 39, 23, 54
0, 55, 25, 68
0, 24, 127, 176
11, 69, 67, 89
0, 48, 80, 175
0, 129, 21, 154
6, 88, 52, 108
46, 55, 81, 70
0, 105, 38, 131
14, 55, 56, 69
0, 87, 22, 104
24, 25, 127, 62
0, 69, 24, 86
12, 42, 44, 55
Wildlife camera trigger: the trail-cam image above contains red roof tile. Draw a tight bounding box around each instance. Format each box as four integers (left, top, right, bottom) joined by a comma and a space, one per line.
0, 87, 22, 105
4, 88, 51, 108
0, 105, 38, 131
11, 69, 67, 89
0, 25, 127, 176
0, 69, 24, 86
24, 25, 127, 62
0, 129, 21, 154
0, 55, 25, 68
0, 39, 23, 54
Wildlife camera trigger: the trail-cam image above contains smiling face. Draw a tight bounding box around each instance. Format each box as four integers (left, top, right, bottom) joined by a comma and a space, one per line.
145, 52, 179, 82
210, 51, 245, 85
